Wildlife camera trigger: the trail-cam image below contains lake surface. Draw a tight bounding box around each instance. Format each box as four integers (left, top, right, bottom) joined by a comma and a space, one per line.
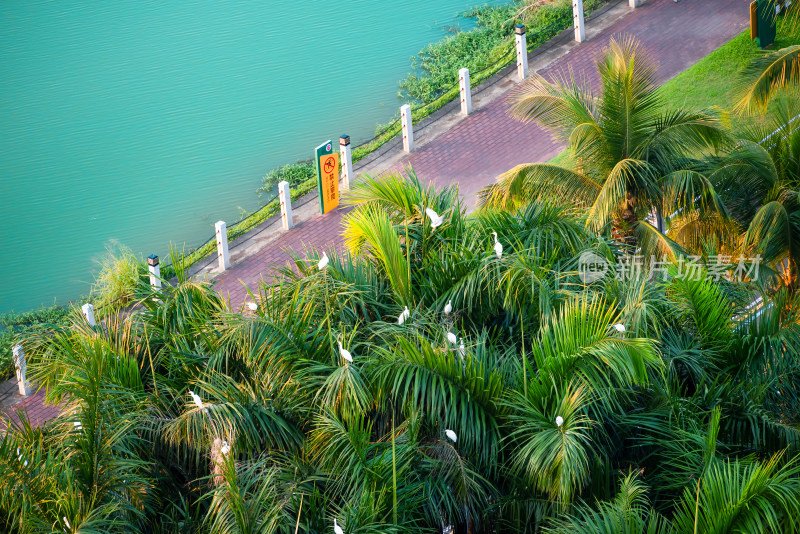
0, 0, 496, 314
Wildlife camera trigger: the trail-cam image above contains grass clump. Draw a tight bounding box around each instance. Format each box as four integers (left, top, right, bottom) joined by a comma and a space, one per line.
90, 242, 145, 315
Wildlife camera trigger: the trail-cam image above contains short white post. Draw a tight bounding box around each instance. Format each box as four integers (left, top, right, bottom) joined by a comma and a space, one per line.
215, 220, 231, 271
400, 105, 414, 152
458, 68, 472, 115
147, 254, 162, 290
339, 135, 353, 190
13, 344, 31, 396
629, 0, 639, 7
278, 181, 294, 230
573, 0, 586, 43
515, 25, 529, 81
81, 303, 96, 326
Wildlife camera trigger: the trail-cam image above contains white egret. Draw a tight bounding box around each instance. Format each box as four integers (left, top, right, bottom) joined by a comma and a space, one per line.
555, 416, 564, 427
398, 306, 410, 325
492, 232, 503, 259
189, 390, 204, 410
444, 429, 457, 443
334, 518, 344, 534
337, 340, 353, 363
220, 440, 230, 455
425, 207, 444, 230
458, 340, 466, 359
318, 251, 329, 270
446, 332, 457, 345
613, 323, 626, 333
444, 300, 452, 315
247, 302, 258, 311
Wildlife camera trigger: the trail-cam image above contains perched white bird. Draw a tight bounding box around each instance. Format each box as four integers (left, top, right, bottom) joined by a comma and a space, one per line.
334, 518, 344, 534
425, 207, 444, 230
492, 232, 503, 259
247, 302, 258, 311
458, 340, 466, 359
444, 429, 458, 443
220, 440, 230, 455
444, 300, 452, 315
446, 332, 458, 345
337, 340, 353, 363
613, 323, 626, 333
189, 390, 204, 410
398, 306, 410, 325
555, 416, 564, 427
318, 251, 329, 270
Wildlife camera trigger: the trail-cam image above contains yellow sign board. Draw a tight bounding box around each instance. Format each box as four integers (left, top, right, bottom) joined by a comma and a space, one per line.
319, 152, 340, 213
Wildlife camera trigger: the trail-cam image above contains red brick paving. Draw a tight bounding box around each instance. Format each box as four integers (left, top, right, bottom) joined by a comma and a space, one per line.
3, 0, 749, 429
215, 0, 748, 309
1, 389, 60, 433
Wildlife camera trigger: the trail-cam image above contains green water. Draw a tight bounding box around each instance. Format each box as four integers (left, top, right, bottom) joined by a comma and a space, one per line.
1, 0, 492, 314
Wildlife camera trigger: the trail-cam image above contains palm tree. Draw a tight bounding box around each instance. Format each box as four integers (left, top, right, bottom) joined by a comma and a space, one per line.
706, 92, 800, 288
479, 36, 729, 255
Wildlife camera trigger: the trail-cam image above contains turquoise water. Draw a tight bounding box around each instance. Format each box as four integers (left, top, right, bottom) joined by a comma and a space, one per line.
1, 0, 491, 314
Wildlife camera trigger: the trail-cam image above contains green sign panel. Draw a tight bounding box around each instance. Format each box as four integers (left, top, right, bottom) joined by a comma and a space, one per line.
315, 140, 333, 213
756, 0, 777, 49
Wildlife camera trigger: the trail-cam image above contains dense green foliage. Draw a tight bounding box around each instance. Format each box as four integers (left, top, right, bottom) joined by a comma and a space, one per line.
2, 161, 800, 531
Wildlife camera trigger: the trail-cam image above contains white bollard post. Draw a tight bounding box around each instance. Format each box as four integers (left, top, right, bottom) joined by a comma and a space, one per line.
215, 221, 231, 271
147, 254, 162, 290
81, 303, 96, 326
515, 25, 529, 81
401, 105, 414, 152
13, 344, 31, 396
339, 135, 353, 190
573, 0, 586, 43
458, 68, 472, 115
629, 0, 639, 7
278, 181, 294, 230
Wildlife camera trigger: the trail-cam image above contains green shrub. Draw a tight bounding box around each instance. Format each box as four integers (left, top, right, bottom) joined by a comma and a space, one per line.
258, 161, 315, 199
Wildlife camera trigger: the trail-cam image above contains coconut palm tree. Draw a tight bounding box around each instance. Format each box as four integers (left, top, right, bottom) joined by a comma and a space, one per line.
705, 92, 800, 288
479, 36, 729, 255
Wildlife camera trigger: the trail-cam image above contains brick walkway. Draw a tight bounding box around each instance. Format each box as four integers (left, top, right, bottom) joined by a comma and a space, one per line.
214, 0, 748, 308
0, 389, 60, 433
